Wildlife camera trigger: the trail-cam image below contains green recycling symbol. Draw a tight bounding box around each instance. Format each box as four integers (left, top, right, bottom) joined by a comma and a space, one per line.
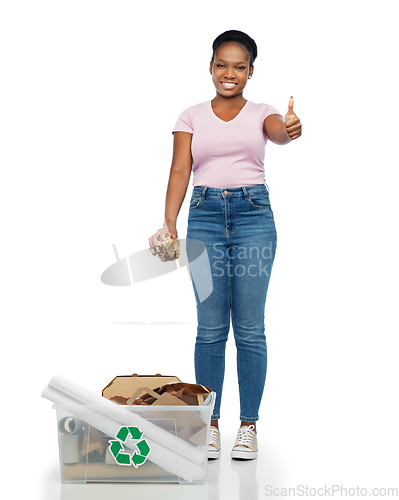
108, 426, 151, 468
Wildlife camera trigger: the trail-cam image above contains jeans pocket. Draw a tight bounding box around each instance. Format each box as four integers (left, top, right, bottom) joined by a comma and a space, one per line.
247, 192, 270, 209
189, 196, 203, 209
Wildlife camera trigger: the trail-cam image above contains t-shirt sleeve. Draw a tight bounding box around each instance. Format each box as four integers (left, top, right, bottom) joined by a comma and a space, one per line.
260, 103, 283, 140
172, 106, 194, 134
260, 103, 283, 122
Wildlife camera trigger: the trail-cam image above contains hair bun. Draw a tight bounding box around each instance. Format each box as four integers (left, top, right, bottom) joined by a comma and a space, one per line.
212, 30, 257, 66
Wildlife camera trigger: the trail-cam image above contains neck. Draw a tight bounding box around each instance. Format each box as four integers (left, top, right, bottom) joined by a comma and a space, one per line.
212, 93, 247, 108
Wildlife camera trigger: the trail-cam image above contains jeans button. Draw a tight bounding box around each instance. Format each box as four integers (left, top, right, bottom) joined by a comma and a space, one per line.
224, 190, 228, 194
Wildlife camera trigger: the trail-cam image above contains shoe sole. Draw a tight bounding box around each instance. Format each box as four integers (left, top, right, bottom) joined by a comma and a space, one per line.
208, 447, 221, 459
231, 449, 257, 460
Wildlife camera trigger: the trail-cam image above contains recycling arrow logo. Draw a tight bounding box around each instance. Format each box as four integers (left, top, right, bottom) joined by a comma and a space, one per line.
108, 426, 150, 468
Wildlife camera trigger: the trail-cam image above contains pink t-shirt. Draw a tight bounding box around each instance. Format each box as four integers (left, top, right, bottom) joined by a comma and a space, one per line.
172, 100, 282, 188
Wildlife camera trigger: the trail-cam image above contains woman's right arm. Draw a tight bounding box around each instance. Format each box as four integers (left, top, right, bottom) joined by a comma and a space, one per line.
163, 131, 193, 239
148, 131, 192, 253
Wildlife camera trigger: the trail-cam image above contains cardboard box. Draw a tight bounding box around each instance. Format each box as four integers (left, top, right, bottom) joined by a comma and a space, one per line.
102, 374, 212, 441
102, 373, 182, 404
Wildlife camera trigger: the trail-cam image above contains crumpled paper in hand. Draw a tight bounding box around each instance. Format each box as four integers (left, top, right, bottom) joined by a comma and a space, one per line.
152, 236, 180, 262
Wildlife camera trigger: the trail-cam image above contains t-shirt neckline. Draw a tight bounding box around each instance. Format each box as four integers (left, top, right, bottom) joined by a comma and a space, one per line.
209, 100, 250, 124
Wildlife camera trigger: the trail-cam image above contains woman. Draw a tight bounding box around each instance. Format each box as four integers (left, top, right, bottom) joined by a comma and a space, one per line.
149, 30, 302, 460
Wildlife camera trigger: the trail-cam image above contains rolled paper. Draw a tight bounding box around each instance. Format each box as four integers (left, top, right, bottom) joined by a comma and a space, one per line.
58, 416, 83, 464
105, 445, 116, 466
42, 380, 209, 482
59, 434, 81, 465
58, 416, 83, 435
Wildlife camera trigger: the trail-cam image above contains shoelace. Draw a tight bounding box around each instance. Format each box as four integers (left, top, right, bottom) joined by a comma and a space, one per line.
234, 425, 255, 447
209, 427, 219, 447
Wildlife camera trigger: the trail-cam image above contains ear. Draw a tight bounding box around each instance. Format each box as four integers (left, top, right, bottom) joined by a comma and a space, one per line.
249, 65, 254, 78
209, 60, 213, 75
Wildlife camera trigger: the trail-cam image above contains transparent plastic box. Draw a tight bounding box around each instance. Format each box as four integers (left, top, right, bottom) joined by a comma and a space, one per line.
53, 394, 215, 484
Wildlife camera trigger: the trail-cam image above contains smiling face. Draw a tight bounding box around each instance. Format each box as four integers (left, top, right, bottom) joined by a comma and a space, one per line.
209, 42, 254, 98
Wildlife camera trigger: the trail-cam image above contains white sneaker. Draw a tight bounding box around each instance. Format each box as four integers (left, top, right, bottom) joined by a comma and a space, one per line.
231, 425, 258, 459
208, 426, 221, 459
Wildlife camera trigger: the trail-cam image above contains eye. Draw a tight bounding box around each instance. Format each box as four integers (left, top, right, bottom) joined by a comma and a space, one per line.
216, 63, 224, 68
237, 66, 246, 70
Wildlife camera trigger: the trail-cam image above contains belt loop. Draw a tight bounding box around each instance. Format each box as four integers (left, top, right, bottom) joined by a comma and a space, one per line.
201, 186, 207, 200
265, 183, 270, 194
242, 186, 249, 200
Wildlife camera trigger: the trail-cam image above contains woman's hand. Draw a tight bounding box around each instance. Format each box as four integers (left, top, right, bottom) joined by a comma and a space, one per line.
148, 220, 177, 255
264, 98, 302, 145
285, 97, 302, 140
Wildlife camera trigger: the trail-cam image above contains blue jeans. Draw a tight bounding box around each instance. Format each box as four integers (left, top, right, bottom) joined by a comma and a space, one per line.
186, 184, 277, 422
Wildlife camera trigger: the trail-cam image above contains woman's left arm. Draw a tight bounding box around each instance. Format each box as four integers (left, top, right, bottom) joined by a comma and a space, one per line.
264, 97, 302, 145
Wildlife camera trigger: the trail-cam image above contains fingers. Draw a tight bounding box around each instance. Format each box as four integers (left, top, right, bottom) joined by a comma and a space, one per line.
288, 96, 294, 113
148, 242, 159, 255
157, 227, 169, 242
285, 97, 302, 140
148, 235, 161, 255
286, 127, 302, 139
286, 121, 301, 133
286, 116, 302, 140
148, 228, 166, 255
287, 129, 302, 140
285, 115, 299, 127
148, 225, 179, 255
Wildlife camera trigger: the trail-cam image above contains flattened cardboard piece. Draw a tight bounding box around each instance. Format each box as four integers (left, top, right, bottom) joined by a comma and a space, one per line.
142, 408, 207, 434
178, 425, 194, 441
109, 395, 129, 405
160, 383, 211, 406
127, 387, 160, 406
81, 427, 109, 459
189, 425, 207, 446
102, 374, 182, 401
136, 383, 211, 407
61, 460, 174, 481
151, 393, 187, 407
131, 388, 189, 407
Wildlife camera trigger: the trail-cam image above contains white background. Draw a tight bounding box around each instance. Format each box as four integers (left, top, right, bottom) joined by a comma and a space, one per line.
1, 1, 398, 498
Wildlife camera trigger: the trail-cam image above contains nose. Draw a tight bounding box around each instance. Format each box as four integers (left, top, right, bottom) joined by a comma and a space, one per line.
223, 66, 235, 80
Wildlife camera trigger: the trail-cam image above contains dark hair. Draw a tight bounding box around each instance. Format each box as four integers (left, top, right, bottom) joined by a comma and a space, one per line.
211, 30, 257, 67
